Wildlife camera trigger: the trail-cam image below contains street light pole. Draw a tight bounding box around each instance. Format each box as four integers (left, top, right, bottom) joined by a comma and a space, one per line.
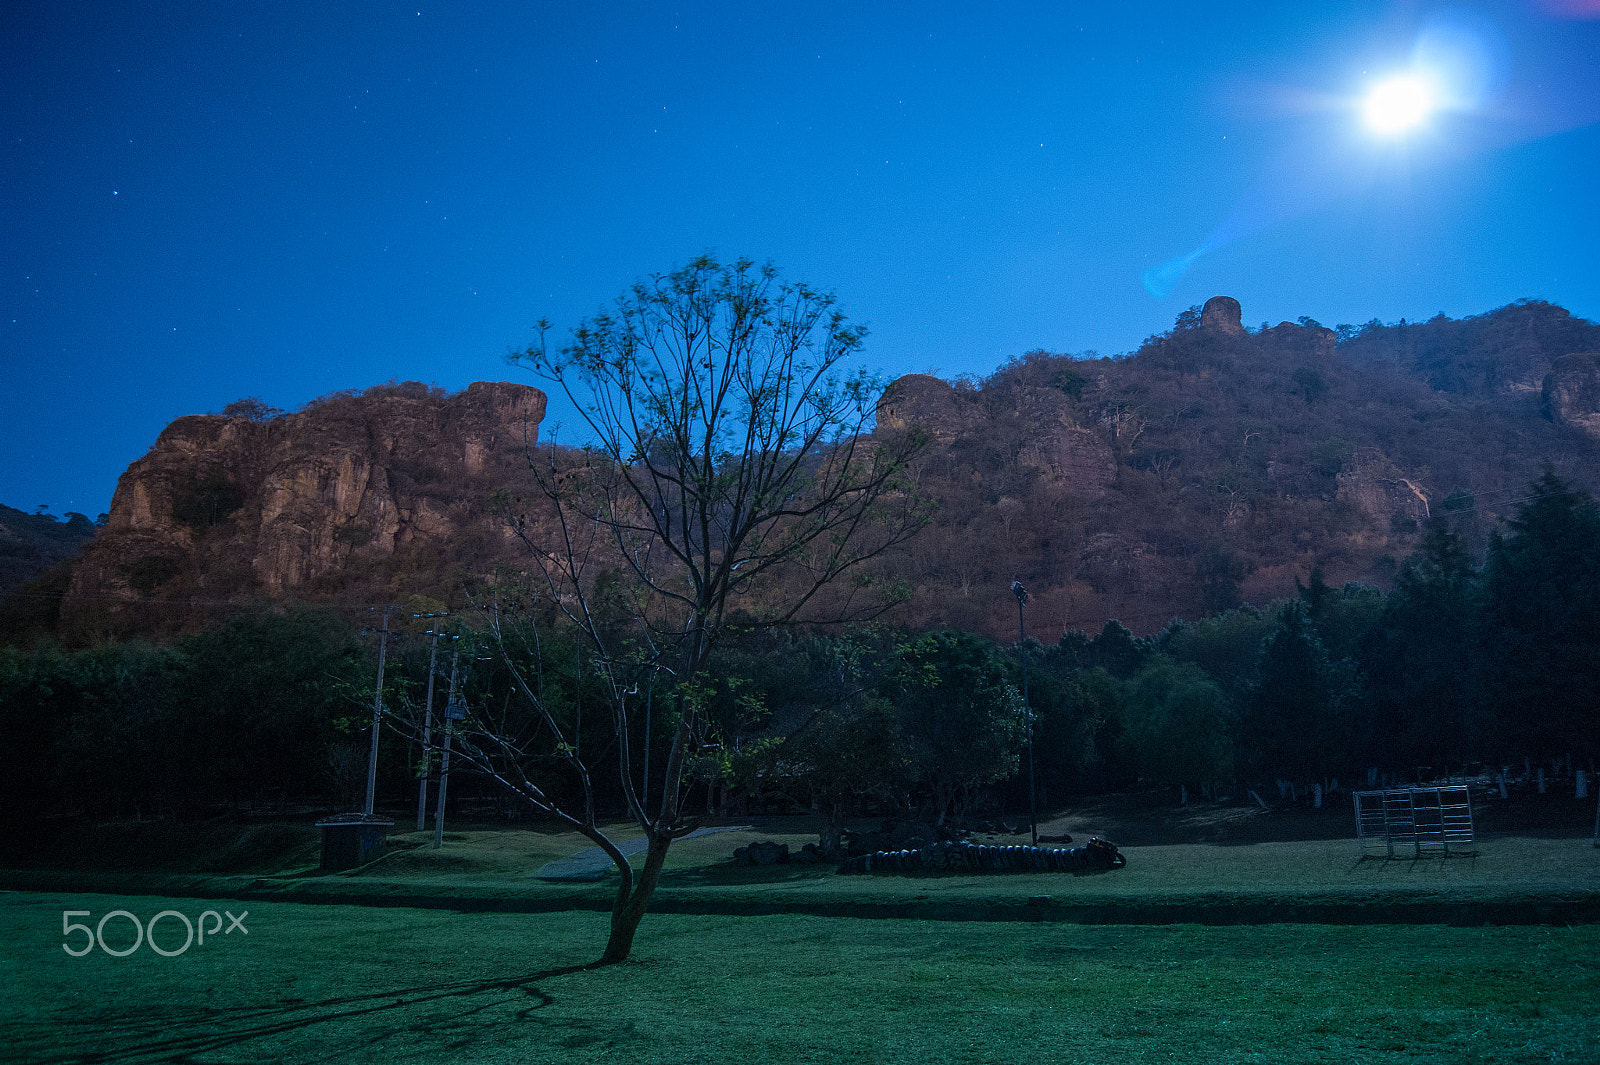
363, 605, 393, 818
433, 645, 462, 850
1011, 580, 1037, 847
414, 613, 448, 832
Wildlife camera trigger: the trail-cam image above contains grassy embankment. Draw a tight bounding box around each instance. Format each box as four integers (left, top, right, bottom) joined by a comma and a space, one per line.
6, 794, 1596, 922
8, 795, 1598, 1062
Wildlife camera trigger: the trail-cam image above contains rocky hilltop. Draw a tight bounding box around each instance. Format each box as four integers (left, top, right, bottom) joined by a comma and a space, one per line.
17, 297, 1600, 645
58, 381, 545, 637
872, 296, 1600, 637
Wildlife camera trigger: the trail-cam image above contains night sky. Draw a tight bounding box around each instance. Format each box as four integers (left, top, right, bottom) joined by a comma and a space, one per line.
5, 1, 1598, 518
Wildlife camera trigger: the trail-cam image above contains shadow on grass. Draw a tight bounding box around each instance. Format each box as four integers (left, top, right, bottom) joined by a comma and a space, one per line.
662, 863, 827, 887
1347, 851, 1482, 874
25, 962, 605, 1065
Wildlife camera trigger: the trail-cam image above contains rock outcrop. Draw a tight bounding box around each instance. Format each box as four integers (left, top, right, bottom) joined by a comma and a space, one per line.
62, 381, 546, 628
1543, 353, 1600, 442
1259, 320, 1337, 359
877, 373, 974, 442
878, 373, 1115, 498
1201, 295, 1245, 336
1054, 427, 1118, 497
1336, 447, 1430, 527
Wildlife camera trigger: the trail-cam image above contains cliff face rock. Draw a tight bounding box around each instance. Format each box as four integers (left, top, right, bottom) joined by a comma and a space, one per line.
110, 416, 270, 543
879, 375, 1116, 498
1336, 447, 1430, 527
877, 373, 973, 442
1259, 320, 1337, 359
1052, 427, 1117, 497
1201, 295, 1245, 336
1543, 353, 1600, 442
64, 381, 546, 624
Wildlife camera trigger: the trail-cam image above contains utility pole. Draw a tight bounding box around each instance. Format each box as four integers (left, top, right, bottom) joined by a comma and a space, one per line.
432, 646, 462, 850
363, 605, 393, 818
1011, 580, 1037, 847
413, 613, 448, 832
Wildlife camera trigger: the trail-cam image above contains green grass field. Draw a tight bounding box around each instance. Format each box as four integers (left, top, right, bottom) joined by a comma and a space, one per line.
6, 890, 1598, 1065
20, 803, 1598, 916
8, 795, 1598, 1062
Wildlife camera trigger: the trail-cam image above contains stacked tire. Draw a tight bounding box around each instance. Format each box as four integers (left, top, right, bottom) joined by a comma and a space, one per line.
836, 838, 1125, 876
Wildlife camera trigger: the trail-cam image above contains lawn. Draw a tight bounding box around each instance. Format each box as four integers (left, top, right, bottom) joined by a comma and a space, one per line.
7, 794, 1599, 922
6, 890, 1598, 1064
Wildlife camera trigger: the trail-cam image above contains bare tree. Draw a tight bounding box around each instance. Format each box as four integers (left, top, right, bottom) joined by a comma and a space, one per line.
442, 256, 927, 963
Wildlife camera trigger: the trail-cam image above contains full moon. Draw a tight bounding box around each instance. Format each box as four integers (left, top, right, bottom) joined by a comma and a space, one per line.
1361, 75, 1437, 135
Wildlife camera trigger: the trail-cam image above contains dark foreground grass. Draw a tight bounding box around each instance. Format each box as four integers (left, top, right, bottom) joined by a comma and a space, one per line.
6, 891, 1598, 1065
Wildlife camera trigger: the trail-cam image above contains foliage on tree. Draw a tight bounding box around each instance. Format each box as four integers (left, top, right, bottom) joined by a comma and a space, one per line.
882, 630, 1025, 824
220, 396, 284, 421
1475, 471, 1600, 761
1118, 655, 1233, 788
1360, 522, 1482, 768
167, 609, 370, 807
1011, 640, 1125, 800
1158, 606, 1273, 711
426, 255, 928, 963
1057, 620, 1152, 679
169, 470, 247, 532
1239, 601, 1356, 779
0, 608, 371, 821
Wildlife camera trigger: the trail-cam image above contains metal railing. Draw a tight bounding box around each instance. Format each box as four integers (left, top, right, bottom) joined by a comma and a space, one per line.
1353, 785, 1475, 857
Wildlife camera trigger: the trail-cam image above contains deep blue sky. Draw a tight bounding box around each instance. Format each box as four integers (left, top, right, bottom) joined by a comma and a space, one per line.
5, 1, 1598, 517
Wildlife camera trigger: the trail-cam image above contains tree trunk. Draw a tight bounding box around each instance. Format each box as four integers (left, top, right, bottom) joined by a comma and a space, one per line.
599, 831, 672, 964
819, 809, 845, 860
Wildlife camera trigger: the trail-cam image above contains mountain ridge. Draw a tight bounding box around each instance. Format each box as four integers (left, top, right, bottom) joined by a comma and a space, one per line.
7, 297, 1599, 645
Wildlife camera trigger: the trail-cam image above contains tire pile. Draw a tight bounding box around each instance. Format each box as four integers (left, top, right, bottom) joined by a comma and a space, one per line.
836, 837, 1126, 876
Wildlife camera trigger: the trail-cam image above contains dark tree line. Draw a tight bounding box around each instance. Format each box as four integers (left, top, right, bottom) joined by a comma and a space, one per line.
0, 608, 377, 820
4, 473, 1596, 825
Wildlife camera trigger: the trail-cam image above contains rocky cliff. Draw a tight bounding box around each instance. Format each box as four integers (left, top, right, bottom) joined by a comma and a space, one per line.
1543, 353, 1600, 443
879, 373, 1116, 498
60, 381, 545, 634
28, 296, 1600, 646
1335, 448, 1431, 527
870, 296, 1600, 638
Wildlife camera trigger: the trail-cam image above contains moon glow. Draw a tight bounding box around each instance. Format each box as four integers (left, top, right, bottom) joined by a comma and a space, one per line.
1362, 75, 1437, 135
